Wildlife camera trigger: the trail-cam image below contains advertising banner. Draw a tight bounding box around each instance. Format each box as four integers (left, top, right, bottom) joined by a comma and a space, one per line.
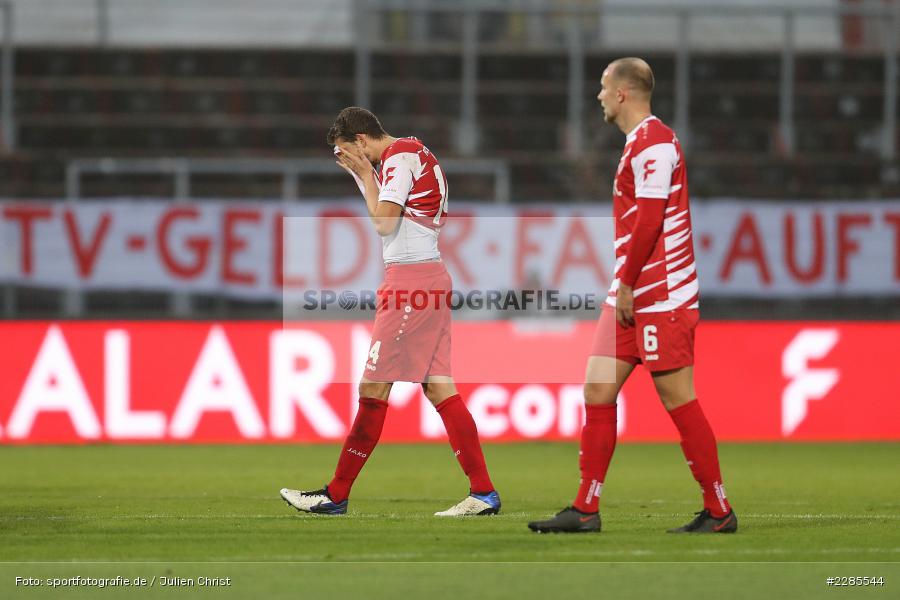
2, 200, 899, 298
0, 321, 896, 444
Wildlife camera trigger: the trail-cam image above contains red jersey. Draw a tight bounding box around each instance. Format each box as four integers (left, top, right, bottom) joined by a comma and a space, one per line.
606, 116, 699, 312
375, 137, 449, 264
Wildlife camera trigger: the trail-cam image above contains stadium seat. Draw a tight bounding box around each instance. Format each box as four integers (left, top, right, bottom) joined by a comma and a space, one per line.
4, 47, 898, 200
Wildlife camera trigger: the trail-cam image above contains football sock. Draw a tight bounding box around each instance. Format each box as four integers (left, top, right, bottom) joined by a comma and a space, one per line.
435, 394, 495, 494
668, 399, 732, 518
327, 397, 389, 503
573, 403, 618, 513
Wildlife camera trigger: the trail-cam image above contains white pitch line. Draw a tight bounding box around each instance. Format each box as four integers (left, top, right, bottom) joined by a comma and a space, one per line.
449, 547, 900, 560
2, 512, 899, 522
212, 547, 900, 562
737, 513, 900, 520
3, 512, 541, 521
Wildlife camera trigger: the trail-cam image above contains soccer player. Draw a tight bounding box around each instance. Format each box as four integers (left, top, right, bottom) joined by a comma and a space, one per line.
280, 107, 501, 517
528, 58, 737, 534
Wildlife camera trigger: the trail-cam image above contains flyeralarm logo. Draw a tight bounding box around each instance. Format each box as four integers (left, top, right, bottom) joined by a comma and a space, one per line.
0, 321, 895, 444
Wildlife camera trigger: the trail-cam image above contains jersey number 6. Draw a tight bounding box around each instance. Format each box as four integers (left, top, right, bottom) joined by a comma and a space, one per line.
643, 325, 659, 352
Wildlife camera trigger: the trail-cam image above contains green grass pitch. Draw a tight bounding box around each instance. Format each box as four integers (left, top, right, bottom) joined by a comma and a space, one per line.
1, 443, 898, 599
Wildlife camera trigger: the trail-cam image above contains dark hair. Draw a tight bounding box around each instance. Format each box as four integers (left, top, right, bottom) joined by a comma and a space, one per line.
326, 107, 387, 144
610, 57, 655, 97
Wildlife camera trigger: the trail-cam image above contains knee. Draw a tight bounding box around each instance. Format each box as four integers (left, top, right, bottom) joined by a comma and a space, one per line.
659, 394, 692, 412
422, 384, 441, 406
583, 383, 618, 406
421, 382, 454, 407
358, 381, 390, 400
357, 382, 374, 399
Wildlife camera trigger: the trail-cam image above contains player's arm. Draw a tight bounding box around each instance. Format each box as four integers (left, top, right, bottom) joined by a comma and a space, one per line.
616, 199, 666, 327
336, 146, 406, 236
616, 142, 677, 327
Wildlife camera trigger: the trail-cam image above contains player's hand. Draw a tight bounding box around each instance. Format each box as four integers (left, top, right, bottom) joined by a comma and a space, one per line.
334, 154, 355, 177
616, 283, 635, 328
335, 144, 371, 179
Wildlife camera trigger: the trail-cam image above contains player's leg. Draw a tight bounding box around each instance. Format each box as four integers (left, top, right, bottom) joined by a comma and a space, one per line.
575, 355, 635, 512
651, 365, 694, 411
325, 378, 393, 502
280, 378, 393, 515
642, 309, 736, 533
529, 305, 636, 532
426, 377, 495, 495
424, 376, 501, 516
528, 356, 634, 533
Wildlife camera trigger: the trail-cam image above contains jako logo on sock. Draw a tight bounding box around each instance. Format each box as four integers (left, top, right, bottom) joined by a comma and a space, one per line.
347, 448, 368, 458
714, 481, 728, 512
584, 479, 602, 503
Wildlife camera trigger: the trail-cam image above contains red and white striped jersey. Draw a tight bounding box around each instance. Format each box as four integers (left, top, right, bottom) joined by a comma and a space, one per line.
376, 137, 449, 264
606, 116, 700, 313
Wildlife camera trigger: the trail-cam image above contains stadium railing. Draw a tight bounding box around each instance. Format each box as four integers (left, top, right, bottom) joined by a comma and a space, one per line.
64, 157, 511, 204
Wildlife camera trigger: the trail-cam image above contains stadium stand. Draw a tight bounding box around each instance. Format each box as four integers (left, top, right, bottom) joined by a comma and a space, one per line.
1, 45, 897, 201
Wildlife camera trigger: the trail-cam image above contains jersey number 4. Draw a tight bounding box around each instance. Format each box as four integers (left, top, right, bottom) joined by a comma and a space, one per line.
368, 340, 381, 365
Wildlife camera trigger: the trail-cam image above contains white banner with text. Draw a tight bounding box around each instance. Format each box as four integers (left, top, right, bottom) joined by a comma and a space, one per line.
1, 199, 898, 298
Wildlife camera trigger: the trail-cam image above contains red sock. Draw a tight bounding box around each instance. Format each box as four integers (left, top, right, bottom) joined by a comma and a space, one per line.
327, 397, 388, 503
573, 403, 617, 513
435, 394, 494, 493
668, 399, 731, 518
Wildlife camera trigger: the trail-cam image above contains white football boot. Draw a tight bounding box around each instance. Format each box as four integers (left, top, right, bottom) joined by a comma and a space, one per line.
434, 490, 501, 516
280, 487, 348, 515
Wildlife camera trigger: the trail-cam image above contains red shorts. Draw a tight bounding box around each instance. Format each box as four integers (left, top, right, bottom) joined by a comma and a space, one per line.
590, 305, 699, 372
364, 261, 452, 383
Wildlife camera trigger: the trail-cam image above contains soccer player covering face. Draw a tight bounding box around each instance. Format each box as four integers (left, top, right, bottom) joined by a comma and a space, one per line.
280, 107, 500, 517
528, 58, 737, 534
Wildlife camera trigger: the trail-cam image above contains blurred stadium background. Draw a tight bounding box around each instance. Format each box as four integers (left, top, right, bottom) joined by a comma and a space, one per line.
0, 3, 899, 591
0, 1, 898, 445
